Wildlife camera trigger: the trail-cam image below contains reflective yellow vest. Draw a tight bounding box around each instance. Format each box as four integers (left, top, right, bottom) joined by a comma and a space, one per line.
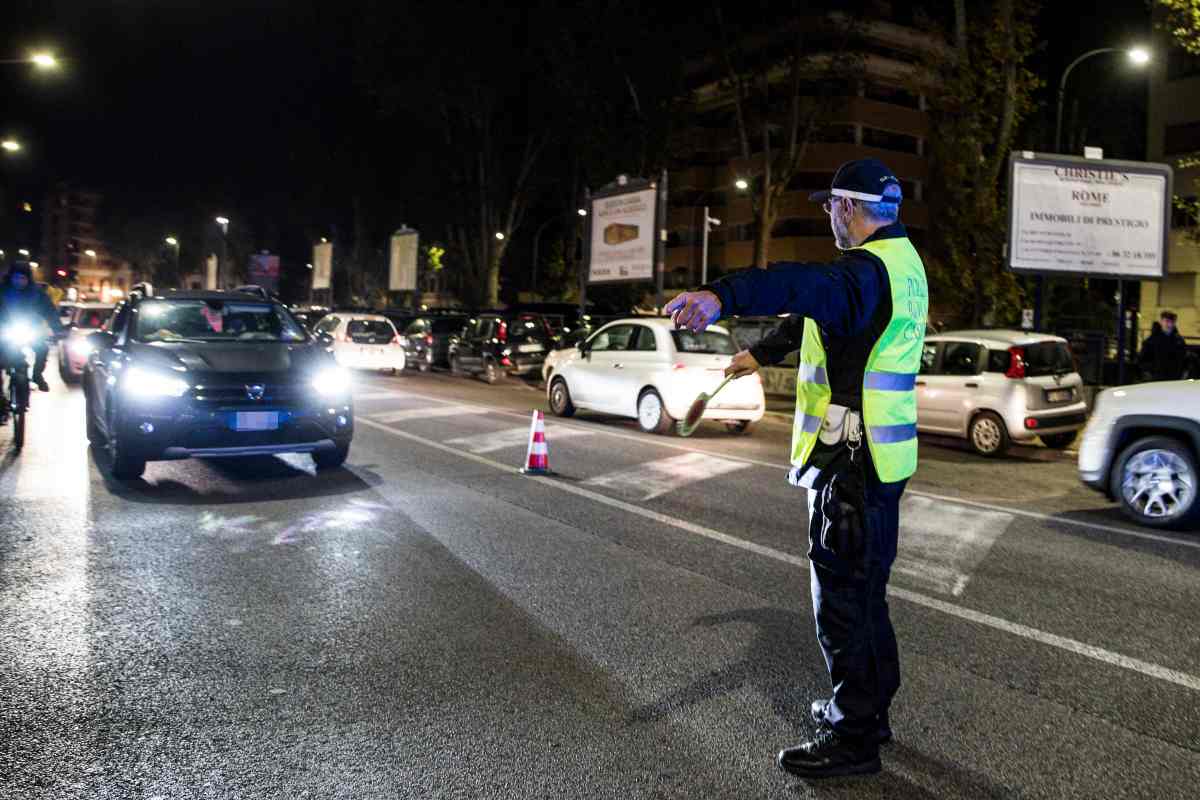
791, 236, 928, 483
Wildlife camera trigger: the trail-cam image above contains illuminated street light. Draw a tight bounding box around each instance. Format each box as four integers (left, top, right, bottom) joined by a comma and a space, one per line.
577, 208, 587, 217
165, 236, 178, 247
18, 248, 30, 256
84, 249, 97, 258
1128, 47, 1151, 66
29, 261, 39, 269
30, 53, 58, 70
494, 232, 505, 240
1, 139, 20, 153
734, 178, 749, 191
306, 263, 313, 270
1056, 47, 1151, 153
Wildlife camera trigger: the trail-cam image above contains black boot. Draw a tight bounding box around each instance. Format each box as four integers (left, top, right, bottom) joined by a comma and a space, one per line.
34, 376, 49, 392
777, 726, 881, 779
811, 699, 893, 745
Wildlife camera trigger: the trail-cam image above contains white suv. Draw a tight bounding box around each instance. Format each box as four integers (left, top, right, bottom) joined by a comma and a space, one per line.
1078, 380, 1200, 530
918, 330, 1088, 456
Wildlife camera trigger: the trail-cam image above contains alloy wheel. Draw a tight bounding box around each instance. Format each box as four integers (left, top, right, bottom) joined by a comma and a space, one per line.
1121, 448, 1195, 520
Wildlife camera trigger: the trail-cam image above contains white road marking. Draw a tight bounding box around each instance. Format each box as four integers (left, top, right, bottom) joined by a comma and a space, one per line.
357, 416, 1200, 694
371, 405, 487, 423
445, 424, 594, 454
357, 382, 1200, 552
584, 452, 752, 501
897, 496, 1011, 596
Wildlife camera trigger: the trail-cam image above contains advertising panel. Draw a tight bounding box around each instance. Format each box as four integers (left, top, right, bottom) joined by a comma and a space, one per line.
588, 187, 657, 283
312, 241, 333, 290
1008, 154, 1172, 280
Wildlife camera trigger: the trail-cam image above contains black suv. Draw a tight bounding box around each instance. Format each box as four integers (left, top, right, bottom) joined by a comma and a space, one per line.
448, 312, 552, 383
399, 314, 469, 371
83, 289, 353, 480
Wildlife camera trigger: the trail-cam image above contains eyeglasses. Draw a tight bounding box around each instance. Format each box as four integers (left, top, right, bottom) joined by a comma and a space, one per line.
822, 197, 846, 215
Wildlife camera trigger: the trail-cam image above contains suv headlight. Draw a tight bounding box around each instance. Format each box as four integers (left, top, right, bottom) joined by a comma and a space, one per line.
312, 366, 351, 397
124, 366, 189, 398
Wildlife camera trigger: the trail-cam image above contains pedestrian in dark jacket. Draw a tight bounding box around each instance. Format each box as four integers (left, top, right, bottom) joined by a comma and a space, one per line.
1138, 312, 1187, 382
0, 261, 65, 392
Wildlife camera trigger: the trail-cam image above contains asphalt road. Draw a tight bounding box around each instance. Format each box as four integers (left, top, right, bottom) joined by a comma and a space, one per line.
2, 363, 1198, 799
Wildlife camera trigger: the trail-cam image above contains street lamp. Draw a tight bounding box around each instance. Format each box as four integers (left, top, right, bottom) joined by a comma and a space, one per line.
576, 208, 587, 217
1, 139, 20, 153
84, 248, 96, 258
700, 207, 722, 285
215, 217, 230, 289
1055, 46, 1151, 153
18, 248, 30, 257
494, 232, 505, 241
0, 52, 59, 69
734, 178, 749, 191
164, 236, 178, 247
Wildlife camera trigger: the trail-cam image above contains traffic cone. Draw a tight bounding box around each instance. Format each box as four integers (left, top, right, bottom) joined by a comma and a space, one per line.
520, 409, 552, 475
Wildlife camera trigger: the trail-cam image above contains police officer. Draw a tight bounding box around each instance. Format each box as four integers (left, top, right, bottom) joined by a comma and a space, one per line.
665, 158, 927, 780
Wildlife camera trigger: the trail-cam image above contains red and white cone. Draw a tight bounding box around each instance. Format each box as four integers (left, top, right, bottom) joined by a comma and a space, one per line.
520, 409, 551, 475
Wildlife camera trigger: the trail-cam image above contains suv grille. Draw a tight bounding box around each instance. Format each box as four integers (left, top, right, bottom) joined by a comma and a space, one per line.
191, 383, 308, 407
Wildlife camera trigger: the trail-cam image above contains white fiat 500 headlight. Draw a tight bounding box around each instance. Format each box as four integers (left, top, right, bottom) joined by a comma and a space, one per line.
123, 366, 189, 398
311, 366, 351, 397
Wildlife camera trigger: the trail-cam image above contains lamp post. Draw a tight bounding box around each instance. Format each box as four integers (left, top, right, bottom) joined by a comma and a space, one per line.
1055, 47, 1150, 154
1051, 46, 1150, 384
0, 52, 59, 70
700, 207, 721, 285
165, 236, 180, 287
215, 216, 230, 289
530, 208, 588, 295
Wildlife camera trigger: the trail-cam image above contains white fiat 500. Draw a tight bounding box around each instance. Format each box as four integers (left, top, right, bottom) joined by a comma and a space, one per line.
546, 317, 765, 434
313, 313, 407, 373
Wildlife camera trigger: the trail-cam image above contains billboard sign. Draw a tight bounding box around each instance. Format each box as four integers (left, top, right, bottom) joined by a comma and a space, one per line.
247, 252, 281, 293
588, 187, 657, 283
1007, 153, 1173, 280
389, 228, 419, 291
312, 241, 333, 290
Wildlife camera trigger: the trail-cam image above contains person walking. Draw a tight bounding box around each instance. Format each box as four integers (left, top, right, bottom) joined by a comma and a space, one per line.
665, 158, 928, 780
1138, 312, 1187, 382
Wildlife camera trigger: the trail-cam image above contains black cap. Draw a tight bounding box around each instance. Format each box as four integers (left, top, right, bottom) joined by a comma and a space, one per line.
808, 158, 902, 204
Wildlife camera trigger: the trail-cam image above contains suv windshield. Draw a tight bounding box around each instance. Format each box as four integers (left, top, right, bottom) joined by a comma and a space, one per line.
1024, 341, 1075, 377
671, 329, 737, 355
135, 300, 307, 343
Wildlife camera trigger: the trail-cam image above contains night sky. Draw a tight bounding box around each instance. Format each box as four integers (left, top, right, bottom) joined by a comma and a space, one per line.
0, 0, 1157, 278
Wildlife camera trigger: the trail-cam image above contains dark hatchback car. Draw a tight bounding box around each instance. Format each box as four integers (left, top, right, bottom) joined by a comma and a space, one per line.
400, 315, 469, 371
448, 312, 553, 383
83, 289, 353, 480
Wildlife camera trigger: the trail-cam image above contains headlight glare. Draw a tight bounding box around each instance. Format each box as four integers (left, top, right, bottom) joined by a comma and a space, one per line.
124, 366, 189, 398
69, 338, 96, 358
3, 322, 38, 348
312, 366, 351, 397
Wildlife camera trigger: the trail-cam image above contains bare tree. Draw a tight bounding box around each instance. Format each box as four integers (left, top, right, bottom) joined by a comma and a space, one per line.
712, 2, 860, 268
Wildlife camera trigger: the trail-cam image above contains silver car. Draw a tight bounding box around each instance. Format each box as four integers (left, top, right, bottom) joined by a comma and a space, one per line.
917, 330, 1088, 456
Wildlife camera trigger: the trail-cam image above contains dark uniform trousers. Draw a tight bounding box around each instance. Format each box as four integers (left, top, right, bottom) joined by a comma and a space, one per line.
805, 446, 906, 740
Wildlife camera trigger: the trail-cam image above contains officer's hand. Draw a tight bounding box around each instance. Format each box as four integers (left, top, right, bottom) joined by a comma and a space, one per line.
725, 349, 761, 378
664, 290, 721, 333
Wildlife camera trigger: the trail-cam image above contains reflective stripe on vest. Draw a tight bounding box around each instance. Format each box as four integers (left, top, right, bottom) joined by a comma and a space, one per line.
790, 236, 927, 482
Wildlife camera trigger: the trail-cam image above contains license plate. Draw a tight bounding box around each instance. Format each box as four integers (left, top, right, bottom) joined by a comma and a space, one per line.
1046, 389, 1071, 403
234, 411, 279, 431
518, 343, 544, 353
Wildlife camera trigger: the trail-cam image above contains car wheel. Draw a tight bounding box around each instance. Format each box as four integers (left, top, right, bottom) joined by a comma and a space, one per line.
549, 378, 575, 418
1110, 435, 1199, 530
637, 389, 675, 435
725, 420, 755, 435
312, 442, 350, 470
1040, 432, 1076, 449
419, 351, 432, 373
482, 360, 500, 385
968, 411, 1009, 457
84, 384, 103, 445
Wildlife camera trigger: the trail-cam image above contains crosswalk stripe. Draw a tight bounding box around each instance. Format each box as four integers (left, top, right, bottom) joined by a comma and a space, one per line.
371, 405, 488, 423
583, 452, 752, 501
445, 425, 594, 454
896, 496, 1011, 596
355, 390, 412, 401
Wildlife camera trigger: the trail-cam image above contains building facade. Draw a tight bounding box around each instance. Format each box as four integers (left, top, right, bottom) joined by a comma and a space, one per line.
41, 183, 133, 302
1141, 37, 1200, 341
664, 12, 943, 289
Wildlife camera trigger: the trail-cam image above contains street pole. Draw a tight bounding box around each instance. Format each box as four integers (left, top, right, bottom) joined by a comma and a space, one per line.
1116, 279, 1126, 385
655, 169, 668, 312
531, 215, 556, 296
700, 206, 721, 285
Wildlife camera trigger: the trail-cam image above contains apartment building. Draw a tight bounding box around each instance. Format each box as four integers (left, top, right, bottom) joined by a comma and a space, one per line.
665, 10, 943, 287
41, 183, 134, 301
